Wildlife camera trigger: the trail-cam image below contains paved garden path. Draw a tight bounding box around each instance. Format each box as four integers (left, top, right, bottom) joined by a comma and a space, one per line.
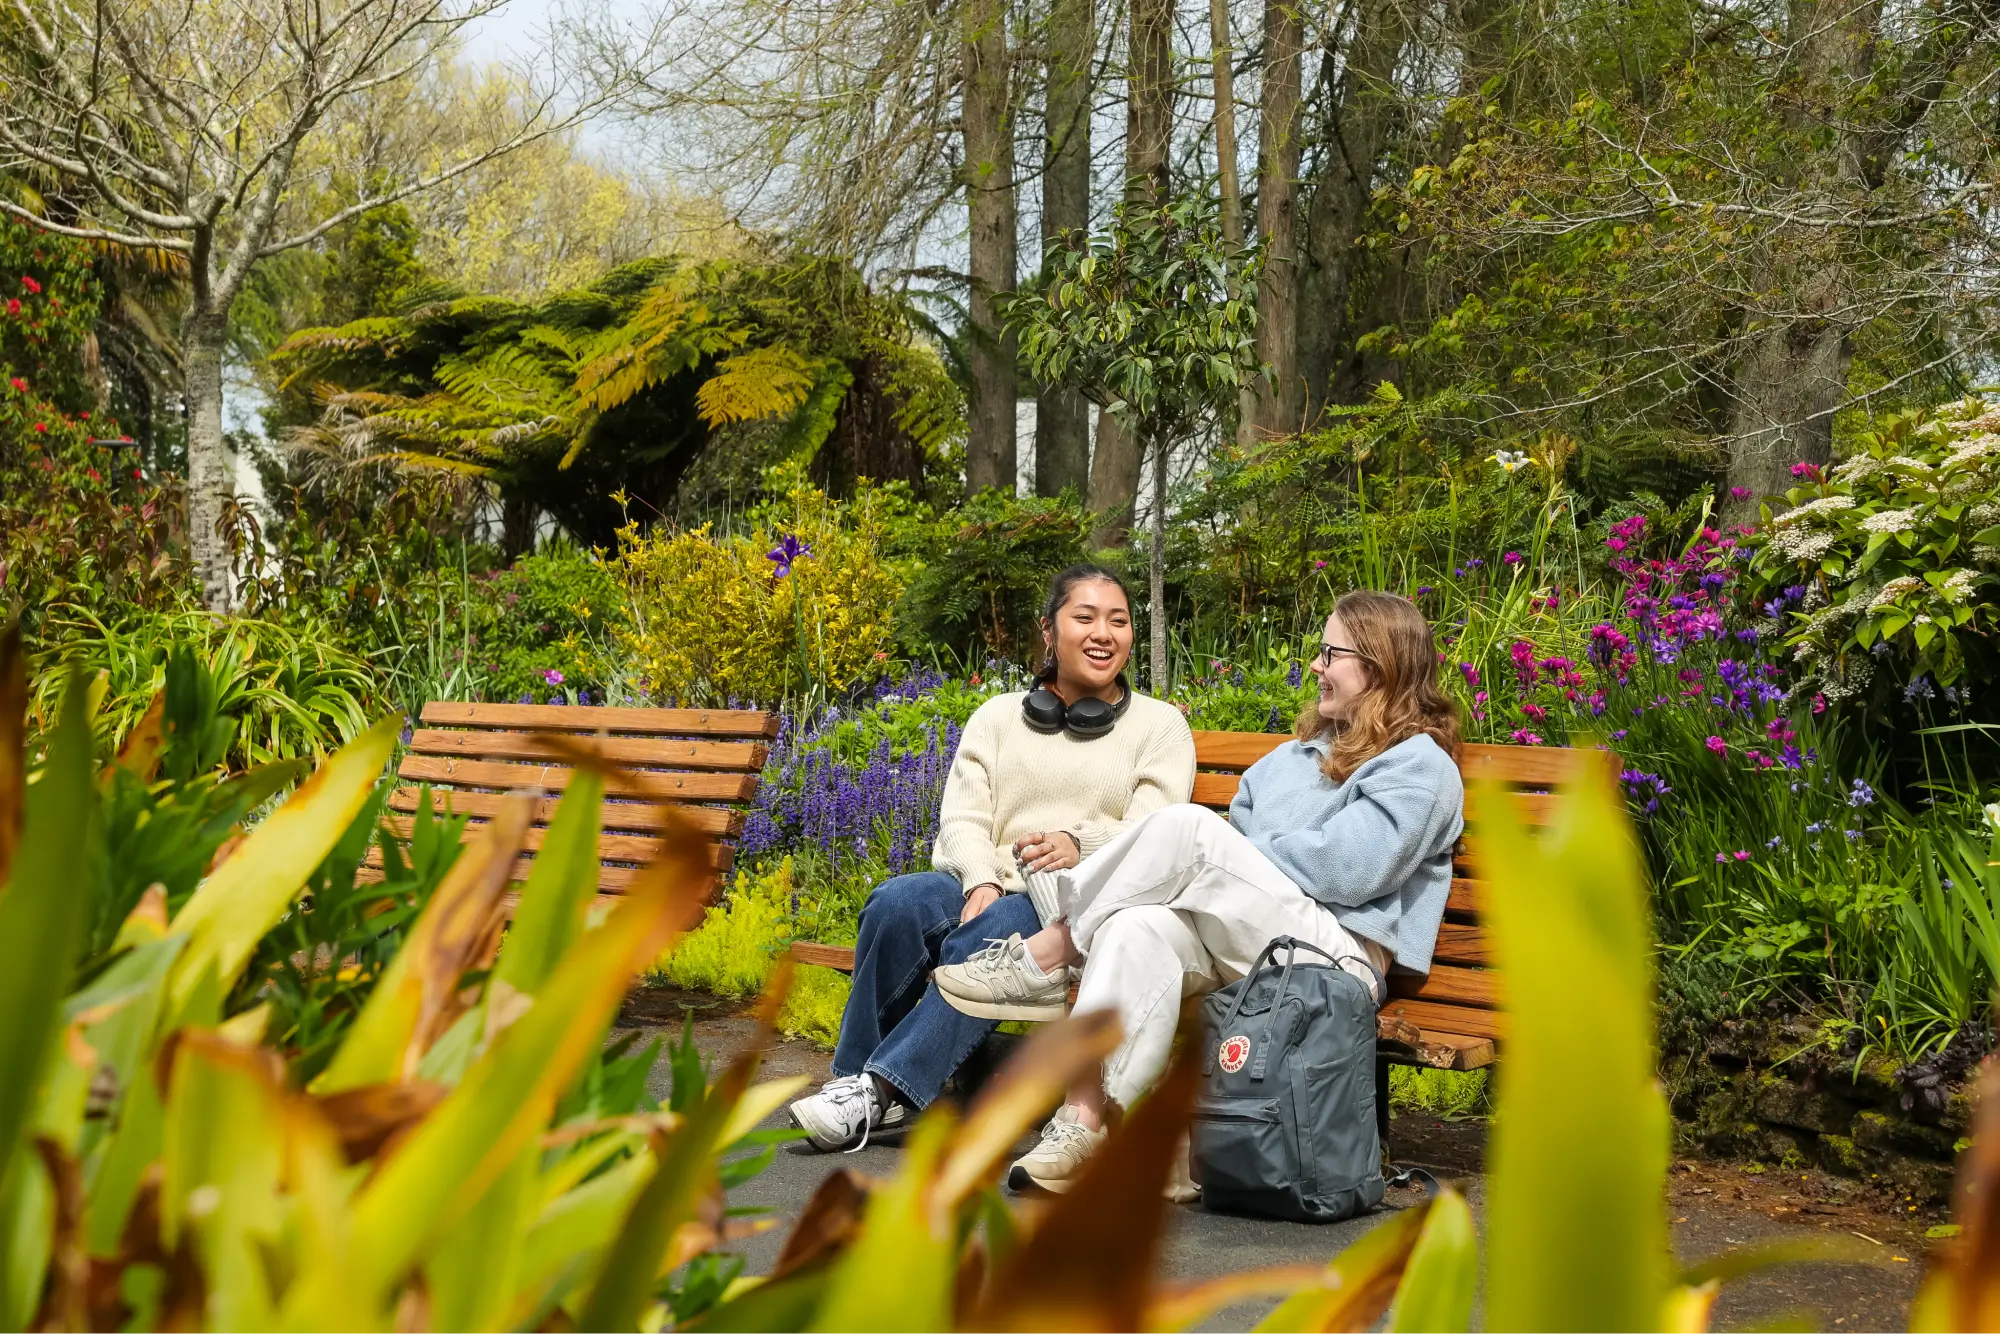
619, 989, 1934, 1331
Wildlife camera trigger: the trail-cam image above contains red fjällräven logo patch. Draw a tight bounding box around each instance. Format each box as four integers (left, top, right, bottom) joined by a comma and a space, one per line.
1218, 1034, 1251, 1073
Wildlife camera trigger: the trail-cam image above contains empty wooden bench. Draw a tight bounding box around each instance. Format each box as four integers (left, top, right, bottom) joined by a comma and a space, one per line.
790, 732, 1578, 1084
366, 701, 778, 905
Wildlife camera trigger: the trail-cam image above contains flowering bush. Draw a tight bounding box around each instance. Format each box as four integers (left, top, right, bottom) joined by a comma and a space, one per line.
0, 220, 182, 624
1743, 399, 2000, 702
618, 476, 904, 704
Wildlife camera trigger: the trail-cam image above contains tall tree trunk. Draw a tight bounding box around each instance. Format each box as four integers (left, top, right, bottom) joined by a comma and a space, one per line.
1088, 0, 1172, 545
1296, 0, 1409, 410
1035, 0, 1095, 499
1724, 0, 1880, 510
963, 0, 1019, 496
1208, 0, 1243, 245
1125, 0, 1172, 205
1149, 430, 1168, 689
1210, 0, 1259, 450
182, 304, 233, 613
1247, 0, 1305, 440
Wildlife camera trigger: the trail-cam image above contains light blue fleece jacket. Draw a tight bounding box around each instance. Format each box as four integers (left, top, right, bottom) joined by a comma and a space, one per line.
1227, 732, 1464, 975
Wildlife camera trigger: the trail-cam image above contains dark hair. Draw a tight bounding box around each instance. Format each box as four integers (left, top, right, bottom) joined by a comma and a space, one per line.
1037, 564, 1133, 680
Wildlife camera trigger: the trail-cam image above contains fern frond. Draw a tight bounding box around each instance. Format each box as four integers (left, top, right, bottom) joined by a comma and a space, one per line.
695, 344, 817, 427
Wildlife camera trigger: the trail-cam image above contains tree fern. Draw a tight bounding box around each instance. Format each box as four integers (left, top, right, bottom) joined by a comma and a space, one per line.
694, 345, 817, 426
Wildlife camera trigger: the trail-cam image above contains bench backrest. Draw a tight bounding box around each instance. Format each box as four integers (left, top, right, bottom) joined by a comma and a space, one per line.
383, 701, 778, 903
1193, 732, 1584, 1055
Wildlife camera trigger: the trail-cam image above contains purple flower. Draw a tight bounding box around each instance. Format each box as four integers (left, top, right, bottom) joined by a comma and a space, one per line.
1286, 660, 1303, 689
767, 533, 814, 578
1416, 585, 1433, 596
1502, 551, 1523, 566
544, 668, 565, 686
1848, 779, 1875, 808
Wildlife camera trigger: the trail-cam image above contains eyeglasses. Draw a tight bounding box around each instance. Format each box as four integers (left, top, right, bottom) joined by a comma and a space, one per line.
1315, 642, 1374, 668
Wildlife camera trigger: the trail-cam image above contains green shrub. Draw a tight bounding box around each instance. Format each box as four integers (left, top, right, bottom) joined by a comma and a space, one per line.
892, 489, 1097, 666
650, 857, 853, 1047
619, 473, 904, 704
465, 540, 628, 703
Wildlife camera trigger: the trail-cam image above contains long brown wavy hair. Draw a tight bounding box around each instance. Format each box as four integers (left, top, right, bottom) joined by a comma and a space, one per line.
1294, 589, 1462, 783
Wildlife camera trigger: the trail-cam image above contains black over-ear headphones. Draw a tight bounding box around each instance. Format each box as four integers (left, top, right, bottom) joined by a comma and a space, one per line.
1021, 671, 1132, 739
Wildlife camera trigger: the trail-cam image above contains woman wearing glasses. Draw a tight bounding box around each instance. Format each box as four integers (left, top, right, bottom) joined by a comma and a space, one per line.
933, 589, 1464, 1192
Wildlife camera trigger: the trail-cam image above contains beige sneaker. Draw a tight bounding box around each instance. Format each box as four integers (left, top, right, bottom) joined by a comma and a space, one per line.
933, 933, 1069, 1021
1007, 1105, 1106, 1193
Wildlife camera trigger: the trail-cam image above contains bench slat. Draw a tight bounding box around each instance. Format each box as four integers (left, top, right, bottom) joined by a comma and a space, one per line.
1380, 998, 1505, 1041
1388, 963, 1496, 1009
1190, 731, 1291, 771
1460, 743, 1587, 787
420, 701, 779, 738
1198, 771, 1559, 827
381, 818, 735, 870
1385, 1030, 1497, 1072
790, 941, 858, 971
397, 755, 758, 802
1433, 921, 1488, 966
407, 729, 768, 773
388, 787, 744, 837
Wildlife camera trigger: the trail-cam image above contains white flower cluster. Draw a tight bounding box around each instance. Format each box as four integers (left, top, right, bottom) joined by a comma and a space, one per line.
1866, 576, 1924, 611
1943, 568, 1980, 602
1942, 434, 2000, 470
1771, 494, 1855, 527
1859, 507, 1921, 535
1833, 455, 1886, 484
1885, 455, 1935, 474
1766, 527, 1838, 562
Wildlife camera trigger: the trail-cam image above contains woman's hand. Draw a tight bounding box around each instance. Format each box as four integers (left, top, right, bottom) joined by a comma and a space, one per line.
961, 883, 1003, 923
1014, 830, 1081, 873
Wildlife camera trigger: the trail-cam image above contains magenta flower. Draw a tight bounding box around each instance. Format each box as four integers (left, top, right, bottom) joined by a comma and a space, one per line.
1509, 729, 1545, 746
544, 668, 565, 686
1789, 462, 1823, 482
1705, 735, 1726, 756
1730, 486, 1753, 500
1502, 551, 1523, 566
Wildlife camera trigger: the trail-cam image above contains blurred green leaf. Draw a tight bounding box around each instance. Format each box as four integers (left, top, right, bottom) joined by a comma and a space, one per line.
1387, 1187, 1477, 1333
1478, 747, 1671, 1331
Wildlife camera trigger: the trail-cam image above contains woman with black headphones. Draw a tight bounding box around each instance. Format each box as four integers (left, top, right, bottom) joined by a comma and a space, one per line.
787, 564, 1195, 1152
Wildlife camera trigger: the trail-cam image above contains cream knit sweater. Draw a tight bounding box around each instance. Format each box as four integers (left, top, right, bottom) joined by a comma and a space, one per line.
930, 690, 1196, 899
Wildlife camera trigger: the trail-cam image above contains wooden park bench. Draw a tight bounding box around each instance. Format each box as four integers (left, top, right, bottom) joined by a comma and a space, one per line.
789, 731, 1576, 1112
365, 701, 778, 907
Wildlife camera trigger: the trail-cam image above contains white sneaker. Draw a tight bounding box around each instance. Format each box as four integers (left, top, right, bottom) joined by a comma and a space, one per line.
933, 934, 1070, 1021
787, 1074, 907, 1153
1007, 1104, 1106, 1193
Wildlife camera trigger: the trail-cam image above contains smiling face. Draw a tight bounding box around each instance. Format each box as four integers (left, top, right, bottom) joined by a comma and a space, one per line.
1310, 611, 1376, 723
1043, 577, 1133, 700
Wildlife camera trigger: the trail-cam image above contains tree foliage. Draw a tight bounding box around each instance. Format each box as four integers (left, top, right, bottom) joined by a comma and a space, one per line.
269, 256, 966, 544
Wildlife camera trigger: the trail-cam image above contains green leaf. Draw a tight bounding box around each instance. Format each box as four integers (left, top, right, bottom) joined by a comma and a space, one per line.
1387, 1187, 1478, 1331
807, 1113, 957, 1332
1478, 748, 1671, 1330
494, 769, 605, 998
165, 715, 401, 1017
0, 668, 95, 1325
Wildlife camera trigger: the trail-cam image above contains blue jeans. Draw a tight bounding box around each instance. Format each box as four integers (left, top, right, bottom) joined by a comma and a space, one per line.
831, 871, 1042, 1109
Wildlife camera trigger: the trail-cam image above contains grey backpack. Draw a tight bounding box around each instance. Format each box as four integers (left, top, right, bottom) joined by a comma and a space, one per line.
1190, 936, 1385, 1222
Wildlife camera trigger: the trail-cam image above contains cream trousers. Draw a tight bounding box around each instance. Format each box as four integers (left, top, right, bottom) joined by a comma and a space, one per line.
1061, 803, 1385, 1108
